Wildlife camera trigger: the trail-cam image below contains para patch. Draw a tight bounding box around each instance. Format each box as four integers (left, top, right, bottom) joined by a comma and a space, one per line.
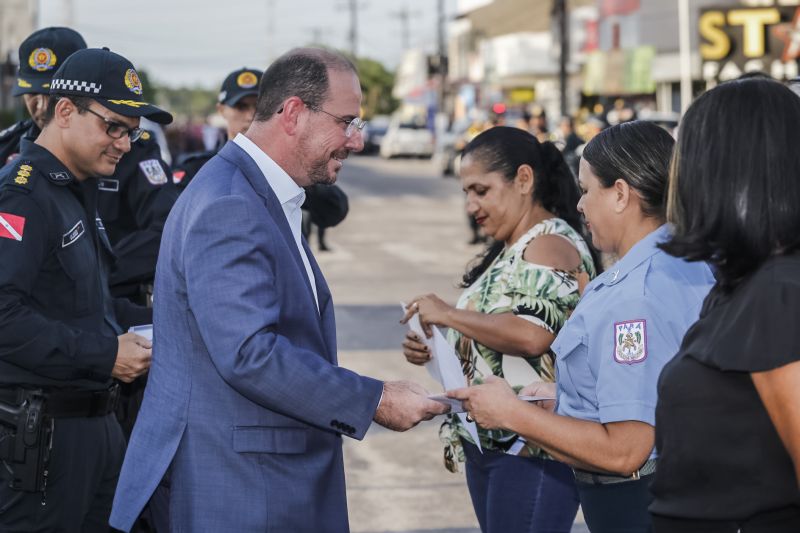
613, 319, 647, 365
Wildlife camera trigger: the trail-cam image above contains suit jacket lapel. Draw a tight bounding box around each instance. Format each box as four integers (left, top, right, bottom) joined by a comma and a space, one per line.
218, 142, 320, 317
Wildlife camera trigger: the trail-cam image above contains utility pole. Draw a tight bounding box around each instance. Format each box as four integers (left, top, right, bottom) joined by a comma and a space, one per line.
554, 0, 569, 117
348, 0, 358, 57
437, 0, 447, 115
306, 26, 325, 46
390, 5, 420, 51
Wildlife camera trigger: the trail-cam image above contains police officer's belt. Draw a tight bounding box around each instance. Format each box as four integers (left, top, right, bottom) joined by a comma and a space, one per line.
573, 458, 657, 485
0, 384, 120, 418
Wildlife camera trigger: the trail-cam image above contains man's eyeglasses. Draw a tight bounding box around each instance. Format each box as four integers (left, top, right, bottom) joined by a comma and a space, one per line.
315, 108, 367, 138
79, 105, 145, 142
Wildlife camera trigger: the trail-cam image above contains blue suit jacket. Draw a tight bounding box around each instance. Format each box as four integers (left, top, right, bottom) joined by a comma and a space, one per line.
110, 141, 384, 532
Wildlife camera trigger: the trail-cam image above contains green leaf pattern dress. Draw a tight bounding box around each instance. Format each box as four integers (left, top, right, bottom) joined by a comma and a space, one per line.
440, 217, 596, 472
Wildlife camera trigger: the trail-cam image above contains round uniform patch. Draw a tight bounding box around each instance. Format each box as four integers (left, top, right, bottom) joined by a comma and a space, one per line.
236, 71, 258, 88
28, 48, 57, 72
124, 69, 143, 95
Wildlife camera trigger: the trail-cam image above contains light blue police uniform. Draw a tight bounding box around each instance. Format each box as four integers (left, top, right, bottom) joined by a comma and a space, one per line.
550, 224, 715, 531
553, 225, 715, 445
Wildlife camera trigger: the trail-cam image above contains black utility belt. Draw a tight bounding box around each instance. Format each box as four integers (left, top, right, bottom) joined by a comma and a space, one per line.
0, 384, 120, 418
573, 458, 657, 485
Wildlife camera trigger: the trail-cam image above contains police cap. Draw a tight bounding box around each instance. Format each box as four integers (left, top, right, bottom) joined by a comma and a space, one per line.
218, 68, 263, 106
50, 47, 173, 124
13, 27, 87, 96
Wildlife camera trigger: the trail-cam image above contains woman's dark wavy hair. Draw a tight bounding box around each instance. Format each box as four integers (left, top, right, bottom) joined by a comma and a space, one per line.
659, 78, 800, 290
460, 126, 598, 287
582, 120, 675, 220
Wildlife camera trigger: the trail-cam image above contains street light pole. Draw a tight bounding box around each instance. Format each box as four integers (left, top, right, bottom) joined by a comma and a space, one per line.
556, 0, 569, 117
678, 0, 692, 113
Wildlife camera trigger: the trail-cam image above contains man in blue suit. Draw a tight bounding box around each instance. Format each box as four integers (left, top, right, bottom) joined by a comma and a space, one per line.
109, 48, 448, 532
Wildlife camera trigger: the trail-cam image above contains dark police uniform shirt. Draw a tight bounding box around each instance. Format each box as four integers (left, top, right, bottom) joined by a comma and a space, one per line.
0, 143, 148, 391
0, 119, 34, 166
95, 131, 178, 293
1, 121, 178, 297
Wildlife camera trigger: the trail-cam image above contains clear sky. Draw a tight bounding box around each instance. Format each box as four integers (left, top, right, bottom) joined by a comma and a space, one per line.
38, 0, 458, 89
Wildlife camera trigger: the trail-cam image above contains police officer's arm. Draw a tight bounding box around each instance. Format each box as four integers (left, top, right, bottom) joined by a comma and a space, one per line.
0, 192, 117, 381
449, 377, 655, 476
401, 235, 582, 359
752, 361, 800, 485
126, 142, 177, 232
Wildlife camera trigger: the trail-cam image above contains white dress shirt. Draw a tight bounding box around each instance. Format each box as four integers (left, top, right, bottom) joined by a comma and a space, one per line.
233, 134, 319, 310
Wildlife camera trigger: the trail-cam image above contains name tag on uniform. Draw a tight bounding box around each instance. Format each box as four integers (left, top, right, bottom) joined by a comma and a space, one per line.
98, 178, 119, 192
139, 159, 167, 185
62, 220, 85, 248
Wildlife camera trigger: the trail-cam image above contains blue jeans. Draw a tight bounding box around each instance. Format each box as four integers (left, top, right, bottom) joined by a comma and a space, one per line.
462, 440, 579, 533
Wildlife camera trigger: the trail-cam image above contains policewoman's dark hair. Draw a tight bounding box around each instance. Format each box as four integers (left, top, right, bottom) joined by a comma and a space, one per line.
582, 120, 674, 221
659, 78, 800, 290
460, 126, 596, 287
254, 48, 357, 122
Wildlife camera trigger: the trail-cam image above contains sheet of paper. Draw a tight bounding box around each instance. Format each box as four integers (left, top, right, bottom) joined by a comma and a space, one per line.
128, 324, 153, 341
428, 394, 555, 413
401, 303, 481, 451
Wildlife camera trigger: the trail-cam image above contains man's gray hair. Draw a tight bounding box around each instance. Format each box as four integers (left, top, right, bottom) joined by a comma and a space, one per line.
254, 48, 357, 122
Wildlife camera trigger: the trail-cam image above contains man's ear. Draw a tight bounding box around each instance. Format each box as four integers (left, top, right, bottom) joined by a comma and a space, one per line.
613, 178, 631, 213
53, 98, 77, 128
276, 96, 305, 136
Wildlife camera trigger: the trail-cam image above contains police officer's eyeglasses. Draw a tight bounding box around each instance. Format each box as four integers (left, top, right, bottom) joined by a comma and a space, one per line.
79, 105, 145, 143
315, 109, 367, 138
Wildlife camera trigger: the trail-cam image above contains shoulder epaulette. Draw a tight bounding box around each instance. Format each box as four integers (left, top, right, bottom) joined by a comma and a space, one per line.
0, 159, 36, 195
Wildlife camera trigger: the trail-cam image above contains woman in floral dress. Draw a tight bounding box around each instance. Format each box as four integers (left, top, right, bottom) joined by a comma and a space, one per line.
401, 126, 597, 533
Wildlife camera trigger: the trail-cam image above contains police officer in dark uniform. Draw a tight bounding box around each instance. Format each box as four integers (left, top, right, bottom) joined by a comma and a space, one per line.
0, 47, 171, 532
172, 67, 349, 247
0, 27, 178, 307
0, 27, 86, 166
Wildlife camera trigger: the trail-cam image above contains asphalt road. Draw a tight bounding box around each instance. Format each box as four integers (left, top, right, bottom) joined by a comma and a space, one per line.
316, 155, 589, 533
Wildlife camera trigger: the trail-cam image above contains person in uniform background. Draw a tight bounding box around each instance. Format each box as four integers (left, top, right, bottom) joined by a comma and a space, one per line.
0, 47, 170, 532
0, 27, 86, 166
449, 121, 715, 533
0, 27, 178, 308
173, 67, 350, 251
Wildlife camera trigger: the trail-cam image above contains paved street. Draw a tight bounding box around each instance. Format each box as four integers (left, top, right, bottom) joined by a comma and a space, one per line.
315, 155, 588, 533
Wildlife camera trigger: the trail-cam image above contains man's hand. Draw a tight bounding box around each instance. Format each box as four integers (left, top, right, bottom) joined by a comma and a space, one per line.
112, 332, 152, 383
374, 380, 450, 432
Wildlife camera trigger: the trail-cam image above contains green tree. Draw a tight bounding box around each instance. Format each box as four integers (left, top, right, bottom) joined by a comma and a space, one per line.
354, 57, 398, 119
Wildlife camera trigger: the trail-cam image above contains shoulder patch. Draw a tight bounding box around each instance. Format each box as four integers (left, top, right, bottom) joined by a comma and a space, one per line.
138, 159, 168, 185
613, 319, 647, 364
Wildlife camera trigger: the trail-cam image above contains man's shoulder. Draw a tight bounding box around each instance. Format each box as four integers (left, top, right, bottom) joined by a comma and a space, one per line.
0, 157, 45, 198
0, 120, 34, 165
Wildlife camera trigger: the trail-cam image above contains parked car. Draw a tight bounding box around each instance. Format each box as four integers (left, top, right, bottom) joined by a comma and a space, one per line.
362, 114, 390, 154
379, 116, 434, 159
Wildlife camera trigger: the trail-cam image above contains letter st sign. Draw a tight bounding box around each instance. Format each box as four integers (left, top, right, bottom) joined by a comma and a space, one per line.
700, 3, 800, 81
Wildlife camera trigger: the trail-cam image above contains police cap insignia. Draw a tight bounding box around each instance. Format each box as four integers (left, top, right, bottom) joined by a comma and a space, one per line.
237, 71, 258, 89
29, 48, 57, 72
140, 131, 151, 141
124, 68, 143, 95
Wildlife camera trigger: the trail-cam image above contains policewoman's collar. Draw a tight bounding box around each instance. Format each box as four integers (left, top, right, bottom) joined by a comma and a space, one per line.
589, 224, 672, 291
23, 142, 76, 186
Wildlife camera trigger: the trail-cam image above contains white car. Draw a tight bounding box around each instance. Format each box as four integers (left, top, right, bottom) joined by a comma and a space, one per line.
379, 117, 434, 159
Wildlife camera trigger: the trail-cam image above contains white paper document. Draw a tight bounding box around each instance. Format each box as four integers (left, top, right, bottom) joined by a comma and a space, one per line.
427, 394, 555, 414
401, 303, 482, 452
128, 324, 153, 341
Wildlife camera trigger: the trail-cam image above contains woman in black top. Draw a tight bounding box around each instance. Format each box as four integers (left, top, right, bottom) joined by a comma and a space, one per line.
651, 78, 800, 531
